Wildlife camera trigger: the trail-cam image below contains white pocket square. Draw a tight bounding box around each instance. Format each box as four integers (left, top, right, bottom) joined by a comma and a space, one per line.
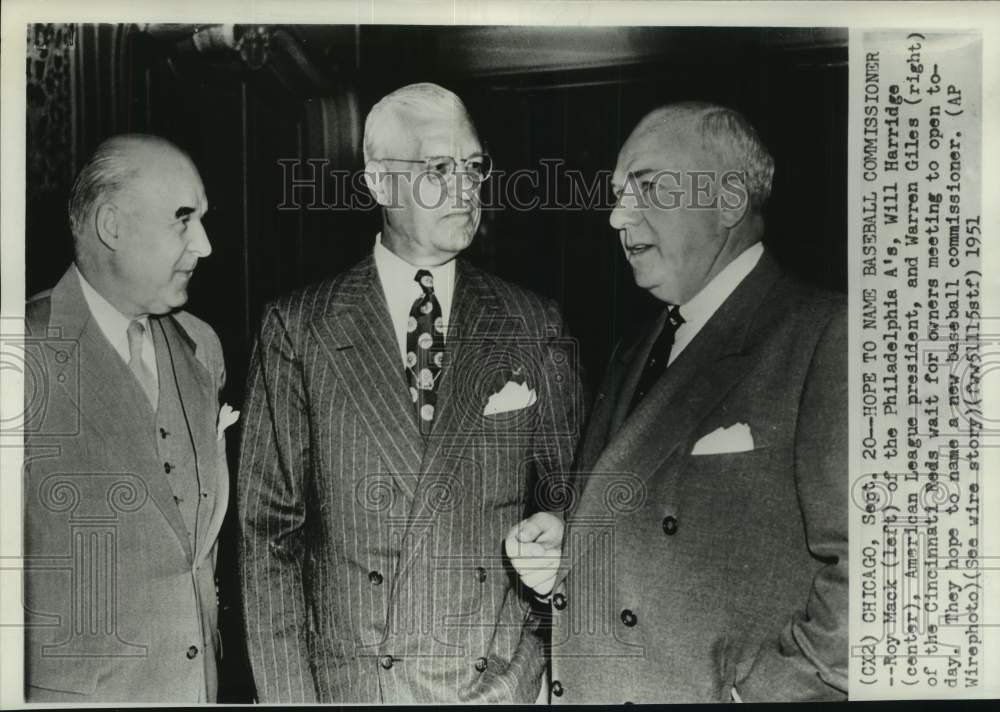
217, 403, 240, 441
691, 422, 753, 455
483, 380, 537, 416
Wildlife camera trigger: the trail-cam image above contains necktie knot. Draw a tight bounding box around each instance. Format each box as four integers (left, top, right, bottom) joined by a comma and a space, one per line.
126, 320, 146, 362
414, 269, 435, 296
667, 304, 685, 330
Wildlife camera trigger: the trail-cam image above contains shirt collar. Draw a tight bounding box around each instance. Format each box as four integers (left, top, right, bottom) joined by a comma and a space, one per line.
373, 233, 456, 284
679, 242, 764, 322
74, 265, 148, 363
668, 242, 764, 363
373, 232, 456, 312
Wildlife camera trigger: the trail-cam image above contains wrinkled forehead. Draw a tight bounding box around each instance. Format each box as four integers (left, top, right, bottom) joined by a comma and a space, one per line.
387, 110, 482, 159
612, 125, 711, 187
126, 150, 207, 214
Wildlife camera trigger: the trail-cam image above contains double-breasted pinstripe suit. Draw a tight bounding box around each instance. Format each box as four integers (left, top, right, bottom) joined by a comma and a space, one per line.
238, 253, 581, 702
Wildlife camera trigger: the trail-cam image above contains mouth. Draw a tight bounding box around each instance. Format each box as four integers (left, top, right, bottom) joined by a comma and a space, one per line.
625, 243, 653, 258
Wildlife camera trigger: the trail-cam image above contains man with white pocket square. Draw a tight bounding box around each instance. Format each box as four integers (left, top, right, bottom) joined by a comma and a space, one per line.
507, 101, 847, 703
238, 83, 580, 703
24, 134, 232, 702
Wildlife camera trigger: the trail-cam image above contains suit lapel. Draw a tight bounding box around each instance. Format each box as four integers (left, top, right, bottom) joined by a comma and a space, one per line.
563, 255, 782, 576
46, 270, 196, 561
420, 259, 499, 448
311, 256, 425, 487
607, 310, 669, 437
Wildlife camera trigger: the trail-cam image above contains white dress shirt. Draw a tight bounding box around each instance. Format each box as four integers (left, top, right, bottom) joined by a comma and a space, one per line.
373, 234, 456, 367
75, 265, 158, 380
669, 242, 764, 365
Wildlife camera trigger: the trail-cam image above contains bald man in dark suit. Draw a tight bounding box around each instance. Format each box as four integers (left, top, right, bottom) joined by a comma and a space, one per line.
508, 102, 847, 703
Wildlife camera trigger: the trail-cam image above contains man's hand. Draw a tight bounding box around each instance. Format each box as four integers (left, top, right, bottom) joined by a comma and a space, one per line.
504, 512, 564, 597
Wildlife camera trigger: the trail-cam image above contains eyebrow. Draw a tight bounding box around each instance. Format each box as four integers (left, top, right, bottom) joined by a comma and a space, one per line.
612, 168, 658, 194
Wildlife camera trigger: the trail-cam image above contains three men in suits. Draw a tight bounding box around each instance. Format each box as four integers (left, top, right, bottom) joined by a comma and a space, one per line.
238, 83, 580, 703
24, 134, 229, 701
508, 102, 848, 702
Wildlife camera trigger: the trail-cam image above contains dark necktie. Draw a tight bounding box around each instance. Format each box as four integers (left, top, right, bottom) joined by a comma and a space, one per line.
405, 269, 446, 426
627, 305, 684, 415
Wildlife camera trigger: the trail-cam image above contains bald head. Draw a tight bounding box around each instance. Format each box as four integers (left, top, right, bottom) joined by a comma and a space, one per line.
69, 133, 211, 318
69, 134, 196, 243
629, 102, 775, 213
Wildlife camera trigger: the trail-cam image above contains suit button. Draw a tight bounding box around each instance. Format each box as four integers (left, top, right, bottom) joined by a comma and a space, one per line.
475, 566, 487, 582
164, 462, 174, 474
621, 609, 637, 627
379, 654, 394, 669
552, 592, 567, 610
551, 680, 564, 697
662, 516, 678, 536
186, 645, 199, 659
474, 656, 488, 672
368, 570, 383, 585
159, 427, 170, 439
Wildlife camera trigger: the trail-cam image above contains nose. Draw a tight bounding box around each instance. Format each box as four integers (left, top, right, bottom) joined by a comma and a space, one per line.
187, 219, 212, 258
450, 171, 480, 207
609, 193, 640, 230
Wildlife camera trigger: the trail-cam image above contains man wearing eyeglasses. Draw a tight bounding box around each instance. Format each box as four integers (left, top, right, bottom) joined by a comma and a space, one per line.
238, 83, 580, 703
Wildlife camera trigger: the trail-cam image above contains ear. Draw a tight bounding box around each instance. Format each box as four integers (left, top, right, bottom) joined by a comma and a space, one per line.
93, 202, 121, 250
718, 170, 751, 229
364, 160, 392, 207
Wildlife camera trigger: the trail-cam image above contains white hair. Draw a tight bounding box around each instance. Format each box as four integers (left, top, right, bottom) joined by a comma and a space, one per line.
363, 82, 471, 163
634, 102, 775, 211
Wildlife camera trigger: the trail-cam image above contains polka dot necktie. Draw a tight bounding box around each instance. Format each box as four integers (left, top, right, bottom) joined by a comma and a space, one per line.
627, 305, 684, 416
406, 269, 446, 425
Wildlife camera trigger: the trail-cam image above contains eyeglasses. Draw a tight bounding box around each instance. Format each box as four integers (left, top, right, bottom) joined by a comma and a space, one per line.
376, 153, 493, 184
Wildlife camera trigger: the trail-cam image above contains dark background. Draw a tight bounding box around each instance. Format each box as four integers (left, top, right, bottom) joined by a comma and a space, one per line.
25, 23, 847, 702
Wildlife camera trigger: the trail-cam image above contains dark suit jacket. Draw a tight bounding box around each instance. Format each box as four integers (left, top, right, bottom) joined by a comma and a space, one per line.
549, 252, 847, 703
238, 254, 580, 703
23, 267, 229, 702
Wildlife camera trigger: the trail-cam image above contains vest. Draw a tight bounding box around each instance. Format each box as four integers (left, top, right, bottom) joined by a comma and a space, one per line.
151, 319, 205, 553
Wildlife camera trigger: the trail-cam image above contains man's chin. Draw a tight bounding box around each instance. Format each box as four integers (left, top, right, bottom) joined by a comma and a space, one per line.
439, 229, 475, 252
160, 289, 190, 313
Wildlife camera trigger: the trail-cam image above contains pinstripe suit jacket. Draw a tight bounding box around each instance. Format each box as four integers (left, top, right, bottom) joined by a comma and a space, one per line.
238, 254, 581, 703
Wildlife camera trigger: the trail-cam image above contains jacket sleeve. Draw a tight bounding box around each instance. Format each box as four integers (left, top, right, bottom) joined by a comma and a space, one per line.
737, 306, 849, 701
237, 304, 318, 702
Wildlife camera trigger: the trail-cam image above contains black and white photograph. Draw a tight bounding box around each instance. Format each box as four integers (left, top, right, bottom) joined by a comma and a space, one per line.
1, 1, 997, 706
